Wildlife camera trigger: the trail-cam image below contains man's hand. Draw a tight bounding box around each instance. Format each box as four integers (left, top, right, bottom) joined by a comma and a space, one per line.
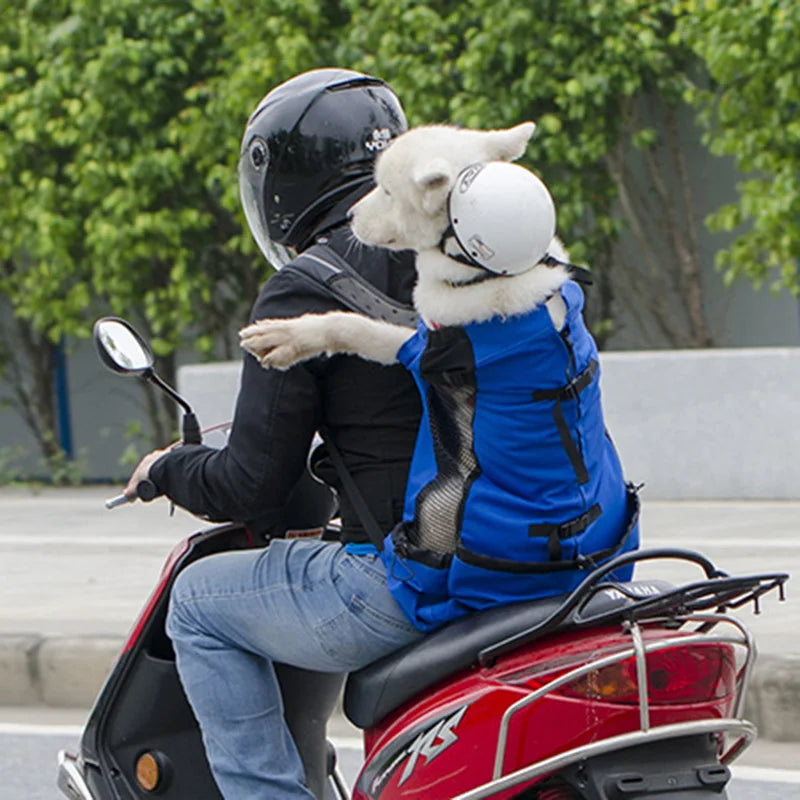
124, 449, 169, 500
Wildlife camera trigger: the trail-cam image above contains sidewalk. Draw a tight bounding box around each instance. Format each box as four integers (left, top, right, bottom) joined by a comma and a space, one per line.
1, 487, 798, 739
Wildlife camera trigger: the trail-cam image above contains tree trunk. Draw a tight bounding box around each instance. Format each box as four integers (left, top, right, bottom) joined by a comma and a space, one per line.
0, 312, 66, 477
604, 95, 713, 349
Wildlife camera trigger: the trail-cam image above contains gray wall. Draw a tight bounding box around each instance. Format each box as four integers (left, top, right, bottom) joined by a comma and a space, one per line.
177, 348, 800, 501
600, 347, 800, 499
0, 338, 161, 482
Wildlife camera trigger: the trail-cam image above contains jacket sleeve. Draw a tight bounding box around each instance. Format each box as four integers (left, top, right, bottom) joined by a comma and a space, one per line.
148, 270, 332, 528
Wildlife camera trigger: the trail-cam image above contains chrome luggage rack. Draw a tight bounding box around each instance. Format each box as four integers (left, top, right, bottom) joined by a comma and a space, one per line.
453, 548, 788, 800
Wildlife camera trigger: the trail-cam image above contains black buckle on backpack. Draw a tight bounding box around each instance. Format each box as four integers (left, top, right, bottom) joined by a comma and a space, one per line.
529, 503, 603, 561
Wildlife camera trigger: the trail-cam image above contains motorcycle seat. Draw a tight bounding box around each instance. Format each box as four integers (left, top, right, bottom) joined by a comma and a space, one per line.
344, 579, 673, 729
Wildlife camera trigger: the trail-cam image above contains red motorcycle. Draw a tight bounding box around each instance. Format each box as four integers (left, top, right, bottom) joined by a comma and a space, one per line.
58, 318, 788, 800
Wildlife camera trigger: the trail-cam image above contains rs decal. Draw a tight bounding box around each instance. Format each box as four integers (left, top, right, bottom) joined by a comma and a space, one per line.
397, 705, 468, 787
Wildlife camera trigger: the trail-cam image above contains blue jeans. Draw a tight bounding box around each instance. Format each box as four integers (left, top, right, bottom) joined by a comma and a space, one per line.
166, 539, 423, 799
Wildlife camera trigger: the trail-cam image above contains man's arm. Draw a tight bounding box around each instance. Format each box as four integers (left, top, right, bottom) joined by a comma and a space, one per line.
148, 358, 320, 524
130, 270, 329, 526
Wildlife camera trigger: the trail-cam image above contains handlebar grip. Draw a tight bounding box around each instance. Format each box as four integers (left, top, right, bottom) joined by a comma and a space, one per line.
137, 479, 160, 502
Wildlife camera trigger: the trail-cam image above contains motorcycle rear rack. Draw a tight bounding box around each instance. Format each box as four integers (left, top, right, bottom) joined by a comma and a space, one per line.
479, 547, 788, 667
454, 611, 756, 800
452, 718, 755, 800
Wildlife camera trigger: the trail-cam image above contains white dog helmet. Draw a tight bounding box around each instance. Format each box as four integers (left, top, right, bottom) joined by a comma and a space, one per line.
446, 161, 557, 276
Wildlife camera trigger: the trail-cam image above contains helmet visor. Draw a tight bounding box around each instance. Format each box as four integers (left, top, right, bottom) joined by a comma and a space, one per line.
238, 146, 294, 270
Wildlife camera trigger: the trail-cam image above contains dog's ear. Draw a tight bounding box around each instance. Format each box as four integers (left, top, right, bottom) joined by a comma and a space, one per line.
413, 158, 455, 215
481, 121, 536, 162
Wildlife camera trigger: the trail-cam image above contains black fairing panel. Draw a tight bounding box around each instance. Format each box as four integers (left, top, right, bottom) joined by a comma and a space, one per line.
101, 653, 221, 798
80, 523, 256, 798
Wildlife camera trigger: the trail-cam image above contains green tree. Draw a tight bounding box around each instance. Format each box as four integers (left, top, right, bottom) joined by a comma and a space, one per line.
4, 0, 800, 480
0, 0, 344, 473
340, 0, 714, 347
0, 0, 86, 474
677, 0, 800, 294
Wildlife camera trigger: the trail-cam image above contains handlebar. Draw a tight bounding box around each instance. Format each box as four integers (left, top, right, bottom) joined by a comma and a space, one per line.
104, 479, 160, 510
104, 493, 132, 510
136, 479, 159, 501
102, 420, 233, 509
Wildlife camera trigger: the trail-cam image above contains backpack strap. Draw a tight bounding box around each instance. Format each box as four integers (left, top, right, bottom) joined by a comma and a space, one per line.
288, 242, 417, 551
286, 243, 418, 328
316, 429, 386, 552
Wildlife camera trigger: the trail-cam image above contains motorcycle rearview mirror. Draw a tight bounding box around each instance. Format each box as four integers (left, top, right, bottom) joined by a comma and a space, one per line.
93, 317, 202, 446
94, 317, 154, 375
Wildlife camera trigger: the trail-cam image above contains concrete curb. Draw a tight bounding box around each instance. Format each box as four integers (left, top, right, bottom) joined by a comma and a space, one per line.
0, 634, 122, 709
2, 634, 798, 742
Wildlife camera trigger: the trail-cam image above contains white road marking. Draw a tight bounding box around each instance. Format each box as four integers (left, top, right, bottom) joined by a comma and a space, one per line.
2, 725, 798, 783
3, 724, 800, 791
0, 722, 85, 736
732, 765, 800, 784
330, 736, 363, 752
0, 535, 178, 548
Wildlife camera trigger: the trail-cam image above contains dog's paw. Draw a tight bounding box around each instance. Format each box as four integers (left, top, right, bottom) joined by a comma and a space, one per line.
239, 316, 328, 370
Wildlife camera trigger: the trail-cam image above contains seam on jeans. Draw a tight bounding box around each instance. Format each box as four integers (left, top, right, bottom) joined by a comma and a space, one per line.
171, 583, 304, 608
349, 593, 417, 634
315, 608, 355, 662
343, 553, 385, 585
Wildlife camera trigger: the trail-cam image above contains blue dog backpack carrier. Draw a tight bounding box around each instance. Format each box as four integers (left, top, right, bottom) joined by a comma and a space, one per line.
382, 280, 640, 632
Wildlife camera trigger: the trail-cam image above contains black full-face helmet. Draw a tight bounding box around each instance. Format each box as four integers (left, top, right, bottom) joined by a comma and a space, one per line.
238, 68, 408, 268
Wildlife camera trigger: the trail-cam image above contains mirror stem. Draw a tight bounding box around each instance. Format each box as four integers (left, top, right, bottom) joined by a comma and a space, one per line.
144, 370, 194, 417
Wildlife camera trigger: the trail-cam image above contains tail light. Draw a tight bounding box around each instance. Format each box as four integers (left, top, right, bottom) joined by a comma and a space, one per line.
528, 643, 737, 705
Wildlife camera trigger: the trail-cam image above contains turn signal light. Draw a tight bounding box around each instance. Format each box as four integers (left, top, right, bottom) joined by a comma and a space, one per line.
136, 752, 163, 792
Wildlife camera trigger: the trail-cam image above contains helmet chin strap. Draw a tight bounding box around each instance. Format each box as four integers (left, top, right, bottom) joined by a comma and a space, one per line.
438, 224, 594, 287
438, 223, 511, 286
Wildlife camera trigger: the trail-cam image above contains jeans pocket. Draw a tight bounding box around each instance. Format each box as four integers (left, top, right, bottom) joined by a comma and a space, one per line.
315, 601, 419, 669
348, 592, 418, 636
314, 602, 412, 668
315, 557, 420, 666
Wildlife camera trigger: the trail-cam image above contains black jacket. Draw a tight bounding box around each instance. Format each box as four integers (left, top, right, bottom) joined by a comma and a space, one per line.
149, 226, 421, 543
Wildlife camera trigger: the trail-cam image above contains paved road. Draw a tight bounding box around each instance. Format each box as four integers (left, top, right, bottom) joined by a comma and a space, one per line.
3, 725, 799, 800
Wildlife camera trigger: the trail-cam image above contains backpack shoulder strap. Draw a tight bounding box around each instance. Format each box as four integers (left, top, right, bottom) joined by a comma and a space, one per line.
286, 243, 418, 551
286, 243, 418, 328
315, 428, 386, 552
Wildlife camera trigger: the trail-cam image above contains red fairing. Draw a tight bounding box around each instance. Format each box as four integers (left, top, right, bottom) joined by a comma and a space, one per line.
121, 537, 191, 654
352, 626, 739, 799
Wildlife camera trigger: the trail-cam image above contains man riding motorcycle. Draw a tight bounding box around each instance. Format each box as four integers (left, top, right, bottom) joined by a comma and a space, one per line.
124, 68, 423, 799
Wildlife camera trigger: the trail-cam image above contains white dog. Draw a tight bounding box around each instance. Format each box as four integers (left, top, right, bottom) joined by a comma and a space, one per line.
240, 122, 637, 626
239, 122, 570, 369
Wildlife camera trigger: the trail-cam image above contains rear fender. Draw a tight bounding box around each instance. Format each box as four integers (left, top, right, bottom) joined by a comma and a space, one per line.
557, 734, 730, 799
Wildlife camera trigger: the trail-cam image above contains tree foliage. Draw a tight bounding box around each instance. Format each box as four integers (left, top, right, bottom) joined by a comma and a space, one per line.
677, 0, 800, 294
0, 0, 341, 471
339, 0, 713, 346
1, 0, 799, 477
